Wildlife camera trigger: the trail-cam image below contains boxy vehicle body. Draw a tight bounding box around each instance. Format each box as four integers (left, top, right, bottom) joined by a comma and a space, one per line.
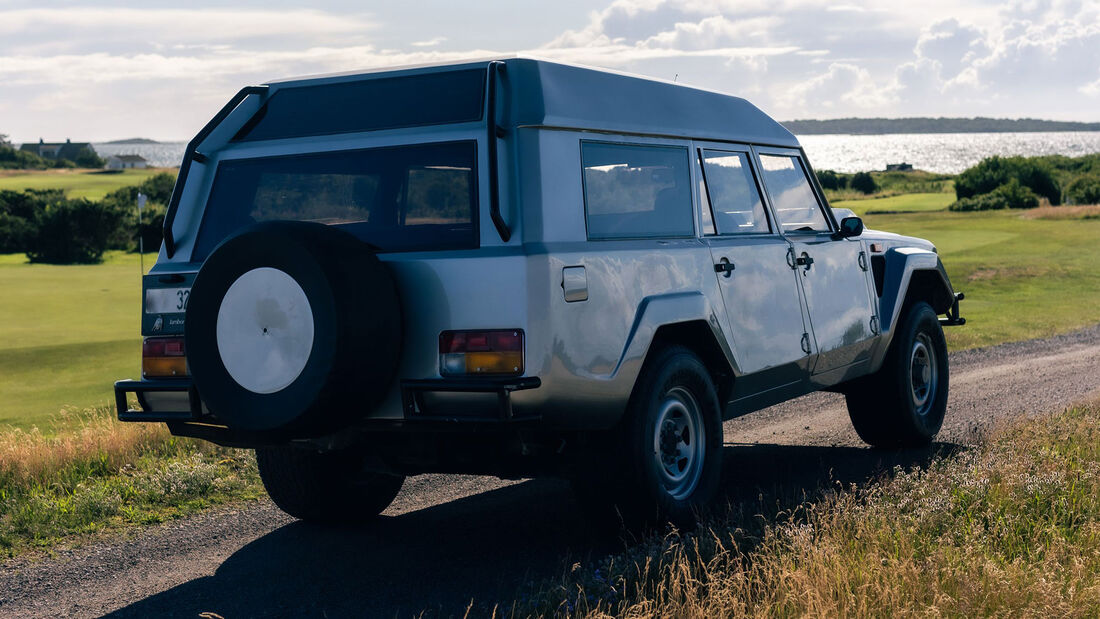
116, 58, 963, 525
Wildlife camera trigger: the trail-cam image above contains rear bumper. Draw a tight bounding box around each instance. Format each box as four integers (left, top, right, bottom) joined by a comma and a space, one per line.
114, 378, 201, 422
114, 375, 544, 441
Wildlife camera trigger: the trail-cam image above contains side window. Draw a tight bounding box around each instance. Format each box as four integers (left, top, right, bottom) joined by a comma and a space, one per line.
758, 154, 830, 233
700, 150, 770, 234
581, 142, 693, 239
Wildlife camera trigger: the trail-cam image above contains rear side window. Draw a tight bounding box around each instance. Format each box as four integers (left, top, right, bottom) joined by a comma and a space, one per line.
192, 140, 477, 260
581, 142, 693, 239
757, 154, 830, 233
699, 150, 770, 234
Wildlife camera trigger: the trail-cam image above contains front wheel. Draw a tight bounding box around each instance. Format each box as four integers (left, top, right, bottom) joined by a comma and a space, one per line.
847, 301, 949, 447
572, 346, 723, 529
256, 446, 404, 524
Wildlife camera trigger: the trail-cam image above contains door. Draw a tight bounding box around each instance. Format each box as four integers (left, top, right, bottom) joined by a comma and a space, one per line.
697, 148, 811, 383
755, 150, 877, 374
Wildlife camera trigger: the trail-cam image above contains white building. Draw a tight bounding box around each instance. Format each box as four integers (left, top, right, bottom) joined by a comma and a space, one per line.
106, 154, 148, 170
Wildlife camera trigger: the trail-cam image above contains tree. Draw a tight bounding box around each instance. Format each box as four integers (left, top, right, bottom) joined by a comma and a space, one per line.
1066, 175, 1100, 205
955, 155, 1061, 205
850, 171, 878, 194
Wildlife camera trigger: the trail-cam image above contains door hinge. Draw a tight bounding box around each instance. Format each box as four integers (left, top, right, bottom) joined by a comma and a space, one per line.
870, 316, 879, 334
800, 332, 812, 354
858, 250, 868, 271
786, 247, 797, 269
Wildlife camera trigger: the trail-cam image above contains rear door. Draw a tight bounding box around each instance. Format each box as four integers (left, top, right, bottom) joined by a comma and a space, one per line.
753, 147, 877, 375
696, 147, 811, 387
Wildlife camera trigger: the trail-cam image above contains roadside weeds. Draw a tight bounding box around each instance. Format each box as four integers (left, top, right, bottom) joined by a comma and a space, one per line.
515, 401, 1100, 617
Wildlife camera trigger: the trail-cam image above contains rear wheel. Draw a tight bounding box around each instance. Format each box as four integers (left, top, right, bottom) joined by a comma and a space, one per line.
571, 346, 723, 530
256, 446, 404, 524
847, 301, 949, 447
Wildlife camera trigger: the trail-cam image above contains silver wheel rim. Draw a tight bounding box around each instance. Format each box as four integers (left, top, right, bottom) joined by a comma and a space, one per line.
909, 333, 937, 416
652, 386, 705, 501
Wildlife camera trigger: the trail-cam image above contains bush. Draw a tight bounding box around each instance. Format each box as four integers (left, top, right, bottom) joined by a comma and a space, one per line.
0, 190, 46, 252
949, 178, 1040, 211
73, 146, 105, 169
25, 198, 127, 264
102, 172, 176, 252
1066, 175, 1100, 205
816, 169, 842, 191
850, 171, 877, 194
956, 155, 1061, 205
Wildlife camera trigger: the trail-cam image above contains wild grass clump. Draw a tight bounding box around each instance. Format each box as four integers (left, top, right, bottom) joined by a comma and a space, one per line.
520, 403, 1100, 617
0, 406, 261, 556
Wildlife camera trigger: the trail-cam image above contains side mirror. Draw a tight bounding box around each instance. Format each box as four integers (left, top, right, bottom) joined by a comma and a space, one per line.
838, 216, 864, 238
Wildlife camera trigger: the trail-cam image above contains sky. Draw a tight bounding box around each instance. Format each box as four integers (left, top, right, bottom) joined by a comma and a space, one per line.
2, 0, 1098, 143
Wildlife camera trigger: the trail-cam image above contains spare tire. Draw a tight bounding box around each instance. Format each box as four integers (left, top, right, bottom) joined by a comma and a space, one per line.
185, 221, 401, 435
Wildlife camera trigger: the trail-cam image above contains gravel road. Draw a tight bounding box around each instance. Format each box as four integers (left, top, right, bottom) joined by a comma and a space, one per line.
3, 325, 1100, 618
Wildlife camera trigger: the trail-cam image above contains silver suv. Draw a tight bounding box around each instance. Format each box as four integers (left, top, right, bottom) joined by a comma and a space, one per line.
115, 58, 964, 527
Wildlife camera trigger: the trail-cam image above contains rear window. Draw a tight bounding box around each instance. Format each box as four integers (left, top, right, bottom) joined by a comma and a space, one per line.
192, 141, 478, 260
233, 69, 486, 142
581, 142, 693, 240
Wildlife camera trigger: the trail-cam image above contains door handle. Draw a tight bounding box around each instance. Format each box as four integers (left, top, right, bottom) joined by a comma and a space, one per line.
714, 258, 735, 277
796, 253, 814, 269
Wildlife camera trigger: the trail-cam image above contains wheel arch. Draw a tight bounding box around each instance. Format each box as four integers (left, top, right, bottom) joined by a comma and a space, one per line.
874, 247, 956, 368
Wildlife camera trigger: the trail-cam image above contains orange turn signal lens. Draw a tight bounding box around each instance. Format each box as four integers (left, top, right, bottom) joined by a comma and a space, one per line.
142, 337, 189, 378
440, 330, 524, 376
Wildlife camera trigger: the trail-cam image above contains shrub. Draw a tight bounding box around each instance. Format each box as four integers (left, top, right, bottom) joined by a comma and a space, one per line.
102, 172, 176, 251
1066, 175, 1100, 205
816, 169, 842, 191
73, 146, 105, 169
850, 171, 877, 194
25, 198, 127, 264
955, 155, 1061, 205
949, 178, 1039, 211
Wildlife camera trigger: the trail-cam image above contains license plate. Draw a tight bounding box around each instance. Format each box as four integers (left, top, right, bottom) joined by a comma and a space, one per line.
145, 288, 190, 314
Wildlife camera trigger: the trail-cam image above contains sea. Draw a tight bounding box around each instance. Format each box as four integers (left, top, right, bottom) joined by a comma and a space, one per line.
92, 131, 1100, 174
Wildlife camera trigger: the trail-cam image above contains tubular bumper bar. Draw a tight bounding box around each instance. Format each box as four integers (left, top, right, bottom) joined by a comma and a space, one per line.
114, 378, 201, 422
940, 292, 966, 326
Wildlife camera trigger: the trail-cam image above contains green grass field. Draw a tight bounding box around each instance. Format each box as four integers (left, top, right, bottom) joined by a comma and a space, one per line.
862, 208, 1100, 350
0, 252, 143, 430
0, 168, 169, 200
832, 192, 954, 215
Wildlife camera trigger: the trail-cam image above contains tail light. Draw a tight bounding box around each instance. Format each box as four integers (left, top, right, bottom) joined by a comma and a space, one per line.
439, 330, 523, 376
143, 336, 188, 378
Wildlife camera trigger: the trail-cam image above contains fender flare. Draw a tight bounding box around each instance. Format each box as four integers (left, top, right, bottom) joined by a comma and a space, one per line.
876, 247, 957, 358
609, 290, 735, 387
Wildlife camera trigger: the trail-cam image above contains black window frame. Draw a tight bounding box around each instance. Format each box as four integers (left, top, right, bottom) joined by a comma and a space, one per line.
697, 147, 774, 236
190, 139, 481, 261
755, 151, 834, 235
579, 140, 696, 241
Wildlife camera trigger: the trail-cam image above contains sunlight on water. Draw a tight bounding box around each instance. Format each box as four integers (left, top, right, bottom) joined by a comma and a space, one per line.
800, 132, 1100, 174
95, 131, 1100, 173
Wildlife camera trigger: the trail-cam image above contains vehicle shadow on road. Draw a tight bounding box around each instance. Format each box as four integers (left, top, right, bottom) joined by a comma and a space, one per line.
106, 441, 962, 618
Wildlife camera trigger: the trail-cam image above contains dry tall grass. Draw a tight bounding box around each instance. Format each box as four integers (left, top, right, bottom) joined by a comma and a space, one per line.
0, 406, 172, 488
522, 403, 1100, 617
1021, 204, 1100, 220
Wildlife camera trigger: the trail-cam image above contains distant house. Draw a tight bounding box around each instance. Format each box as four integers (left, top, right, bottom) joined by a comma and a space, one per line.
886, 162, 913, 171
19, 138, 96, 161
106, 154, 148, 170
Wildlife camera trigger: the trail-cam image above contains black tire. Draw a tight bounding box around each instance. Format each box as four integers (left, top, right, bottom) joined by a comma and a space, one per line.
847, 301, 949, 447
256, 446, 404, 524
571, 346, 723, 530
186, 221, 401, 435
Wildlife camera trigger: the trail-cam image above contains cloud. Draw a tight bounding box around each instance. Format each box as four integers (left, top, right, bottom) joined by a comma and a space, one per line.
784, 62, 894, 112
411, 37, 448, 48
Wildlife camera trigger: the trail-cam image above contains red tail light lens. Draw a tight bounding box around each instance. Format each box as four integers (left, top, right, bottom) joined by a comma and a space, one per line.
143, 337, 188, 378
439, 330, 523, 376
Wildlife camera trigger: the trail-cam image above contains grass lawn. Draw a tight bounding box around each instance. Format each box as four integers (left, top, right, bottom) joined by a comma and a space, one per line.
0, 168, 171, 200
0, 252, 144, 431
862, 208, 1100, 350
831, 191, 954, 215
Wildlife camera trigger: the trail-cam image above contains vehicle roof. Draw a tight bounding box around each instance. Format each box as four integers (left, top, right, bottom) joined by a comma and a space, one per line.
265, 57, 800, 148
